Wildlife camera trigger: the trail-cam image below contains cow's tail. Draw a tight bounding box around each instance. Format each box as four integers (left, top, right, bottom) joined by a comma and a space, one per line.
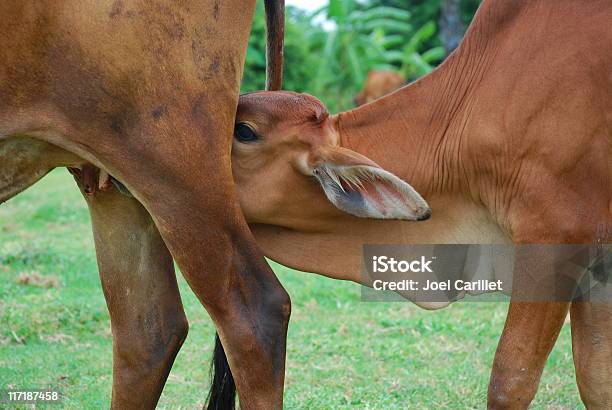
206, 333, 236, 410
264, 0, 285, 91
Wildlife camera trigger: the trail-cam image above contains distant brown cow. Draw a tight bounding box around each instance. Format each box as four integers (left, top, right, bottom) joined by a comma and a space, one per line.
354, 70, 405, 106
0, 1, 287, 409
230, 0, 611, 407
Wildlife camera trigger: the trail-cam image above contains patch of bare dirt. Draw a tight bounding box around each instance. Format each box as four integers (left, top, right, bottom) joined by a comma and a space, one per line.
15, 271, 60, 288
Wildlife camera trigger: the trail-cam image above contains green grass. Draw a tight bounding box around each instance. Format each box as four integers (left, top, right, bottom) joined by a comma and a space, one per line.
0, 169, 582, 409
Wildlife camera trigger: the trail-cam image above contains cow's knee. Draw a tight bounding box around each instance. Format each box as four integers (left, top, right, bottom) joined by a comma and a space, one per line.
264, 284, 292, 324
155, 315, 189, 366
118, 316, 188, 368
205, 272, 291, 410
114, 313, 188, 386
206, 239, 291, 338
221, 283, 291, 344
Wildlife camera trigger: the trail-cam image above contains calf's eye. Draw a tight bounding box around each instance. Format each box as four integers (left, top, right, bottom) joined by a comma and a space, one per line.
234, 123, 259, 143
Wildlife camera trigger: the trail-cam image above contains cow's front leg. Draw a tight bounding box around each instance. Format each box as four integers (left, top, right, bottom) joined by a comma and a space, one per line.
570, 301, 612, 409
74, 173, 188, 409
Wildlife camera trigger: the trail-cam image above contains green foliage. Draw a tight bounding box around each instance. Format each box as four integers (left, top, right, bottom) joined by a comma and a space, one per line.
241, 3, 324, 94
241, 0, 481, 112
367, 0, 480, 30
311, 1, 417, 109
395, 21, 446, 79
312, 1, 450, 109
241, 2, 266, 92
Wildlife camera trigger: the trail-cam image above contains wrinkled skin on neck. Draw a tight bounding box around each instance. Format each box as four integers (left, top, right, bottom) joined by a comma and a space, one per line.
232, 2, 612, 408
232, 86, 510, 287
232, 0, 610, 288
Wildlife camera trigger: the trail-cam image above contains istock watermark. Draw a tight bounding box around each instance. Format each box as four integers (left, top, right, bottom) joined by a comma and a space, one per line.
361, 244, 611, 304
0, 389, 62, 405
372, 255, 434, 273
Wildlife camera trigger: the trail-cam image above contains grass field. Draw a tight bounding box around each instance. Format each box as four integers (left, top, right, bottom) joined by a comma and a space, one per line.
0, 169, 583, 409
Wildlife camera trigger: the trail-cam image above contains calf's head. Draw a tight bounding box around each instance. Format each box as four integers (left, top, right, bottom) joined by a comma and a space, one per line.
233, 91, 430, 229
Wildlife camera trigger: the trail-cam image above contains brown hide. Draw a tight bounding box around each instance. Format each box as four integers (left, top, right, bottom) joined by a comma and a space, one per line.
234, 2, 611, 405
0, 1, 289, 409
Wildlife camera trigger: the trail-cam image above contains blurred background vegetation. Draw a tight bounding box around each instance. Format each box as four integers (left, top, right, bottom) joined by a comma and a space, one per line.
242, 0, 480, 111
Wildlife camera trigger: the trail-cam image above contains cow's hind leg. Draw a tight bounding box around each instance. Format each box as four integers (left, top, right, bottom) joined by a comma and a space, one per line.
570, 301, 612, 409
89, 103, 292, 408
74, 175, 188, 409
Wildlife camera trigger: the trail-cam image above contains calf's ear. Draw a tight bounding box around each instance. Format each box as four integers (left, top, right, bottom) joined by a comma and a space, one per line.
311, 146, 431, 221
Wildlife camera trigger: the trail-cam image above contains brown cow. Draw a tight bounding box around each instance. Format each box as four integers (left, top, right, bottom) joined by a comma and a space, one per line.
354, 70, 405, 106
0, 1, 288, 409
230, 0, 611, 407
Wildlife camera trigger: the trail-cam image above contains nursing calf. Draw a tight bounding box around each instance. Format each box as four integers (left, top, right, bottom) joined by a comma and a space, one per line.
231, 0, 611, 406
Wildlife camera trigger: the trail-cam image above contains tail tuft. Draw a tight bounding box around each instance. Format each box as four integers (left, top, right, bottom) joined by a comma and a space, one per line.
206, 333, 236, 410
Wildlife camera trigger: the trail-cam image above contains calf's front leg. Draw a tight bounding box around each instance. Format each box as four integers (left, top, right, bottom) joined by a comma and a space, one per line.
487, 245, 582, 409
75, 175, 188, 409
488, 301, 570, 409
570, 301, 612, 409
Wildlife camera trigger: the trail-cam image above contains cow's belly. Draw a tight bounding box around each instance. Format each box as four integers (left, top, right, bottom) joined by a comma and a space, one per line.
0, 135, 82, 203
